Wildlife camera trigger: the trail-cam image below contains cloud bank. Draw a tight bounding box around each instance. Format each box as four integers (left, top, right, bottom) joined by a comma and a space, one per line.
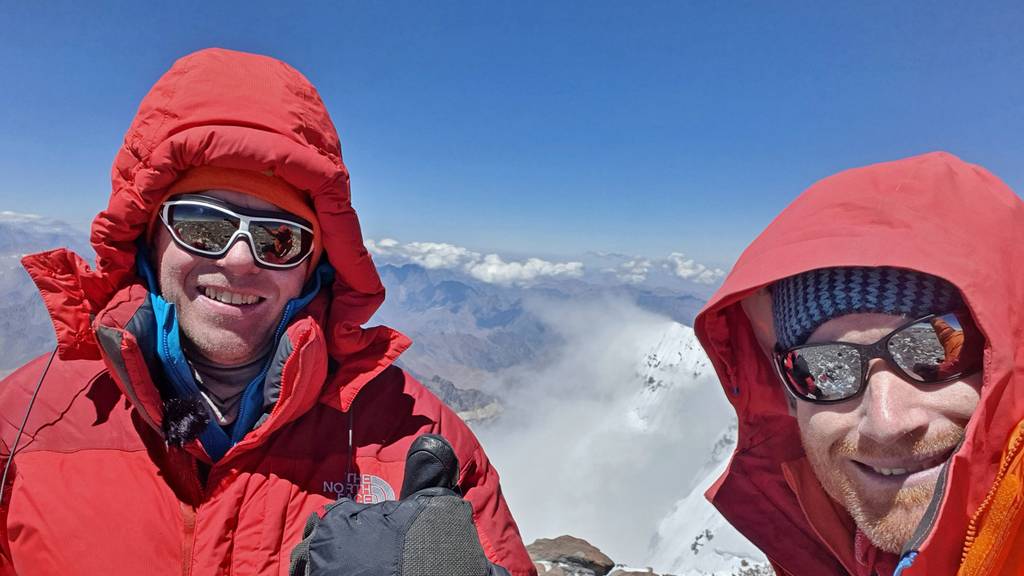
608, 253, 725, 285
366, 238, 584, 285
368, 238, 727, 289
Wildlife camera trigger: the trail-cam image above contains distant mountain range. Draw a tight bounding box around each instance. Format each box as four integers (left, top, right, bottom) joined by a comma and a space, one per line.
371, 262, 706, 395
0, 212, 92, 377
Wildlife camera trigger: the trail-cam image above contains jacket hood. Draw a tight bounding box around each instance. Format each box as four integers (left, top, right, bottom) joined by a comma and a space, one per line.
24, 48, 388, 361
695, 152, 1024, 574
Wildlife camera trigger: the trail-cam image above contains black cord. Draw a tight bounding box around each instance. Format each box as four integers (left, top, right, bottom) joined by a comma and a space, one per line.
0, 347, 57, 504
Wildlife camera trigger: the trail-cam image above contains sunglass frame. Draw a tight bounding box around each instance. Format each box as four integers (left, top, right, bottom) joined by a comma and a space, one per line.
159, 194, 315, 270
772, 311, 980, 405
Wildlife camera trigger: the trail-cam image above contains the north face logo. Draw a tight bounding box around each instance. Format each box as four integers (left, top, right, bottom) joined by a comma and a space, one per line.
323, 473, 396, 503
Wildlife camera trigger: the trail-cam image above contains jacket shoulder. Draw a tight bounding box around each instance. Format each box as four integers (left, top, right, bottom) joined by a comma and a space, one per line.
0, 352, 127, 455
358, 367, 480, 443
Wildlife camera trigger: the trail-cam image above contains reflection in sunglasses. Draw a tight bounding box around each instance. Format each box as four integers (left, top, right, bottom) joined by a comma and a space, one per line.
776, 312, 983, 404
160, 195, 315, 269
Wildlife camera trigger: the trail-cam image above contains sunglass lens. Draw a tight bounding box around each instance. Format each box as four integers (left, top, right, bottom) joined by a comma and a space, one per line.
168, 204, 239, 253
249, 221, 312, 266
887, 312, 978, 382
782, 345, 863, 401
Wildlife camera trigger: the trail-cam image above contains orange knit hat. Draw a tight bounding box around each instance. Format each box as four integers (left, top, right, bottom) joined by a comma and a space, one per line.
149, 166, 323, 277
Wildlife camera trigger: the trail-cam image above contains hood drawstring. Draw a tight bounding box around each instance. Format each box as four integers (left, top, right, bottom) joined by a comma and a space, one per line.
0, 347, 58, 504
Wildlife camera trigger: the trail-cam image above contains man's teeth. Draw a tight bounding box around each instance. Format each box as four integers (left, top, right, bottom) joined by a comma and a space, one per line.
202, 287, 261, 305
870, 462, 931, 476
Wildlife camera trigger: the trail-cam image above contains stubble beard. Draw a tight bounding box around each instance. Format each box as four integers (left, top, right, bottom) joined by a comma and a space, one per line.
180, 319, 275, 366
171, 292, 280, 366
801, 427, 965, 554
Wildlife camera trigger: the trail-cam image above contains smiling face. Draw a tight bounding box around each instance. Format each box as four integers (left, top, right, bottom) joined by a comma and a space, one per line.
152, 189, 310, 366
795, 313, 982, 553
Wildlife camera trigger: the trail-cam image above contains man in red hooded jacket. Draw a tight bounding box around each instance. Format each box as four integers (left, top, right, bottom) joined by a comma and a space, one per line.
0, 48, 535, 576
695, 152, 1024, 575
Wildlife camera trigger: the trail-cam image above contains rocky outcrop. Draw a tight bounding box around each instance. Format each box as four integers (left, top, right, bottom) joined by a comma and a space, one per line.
422, 375, 503, 423
529, 534, 771, 576
528, 535, 616, 576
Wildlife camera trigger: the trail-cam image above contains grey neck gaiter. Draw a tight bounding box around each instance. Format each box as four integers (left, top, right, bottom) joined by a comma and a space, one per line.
189, 353, 268, 426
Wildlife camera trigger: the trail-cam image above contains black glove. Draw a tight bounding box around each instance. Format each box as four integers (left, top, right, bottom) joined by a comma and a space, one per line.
289, 434, 511, 576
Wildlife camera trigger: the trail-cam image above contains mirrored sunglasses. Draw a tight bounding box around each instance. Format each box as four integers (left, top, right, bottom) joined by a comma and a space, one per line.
159, 194, 315, 269
773, 311, 983, 404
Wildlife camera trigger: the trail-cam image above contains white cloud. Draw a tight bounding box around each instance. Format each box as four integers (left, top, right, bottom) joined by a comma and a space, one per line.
466, 254, 584, 284
616, 258, 651, 284
364, 237, 399, 254
365, 238, 584, 285
664, 252, 725, 284
366, 238, 475, 269
367, 239, 724, 287
401, 242, 478, 269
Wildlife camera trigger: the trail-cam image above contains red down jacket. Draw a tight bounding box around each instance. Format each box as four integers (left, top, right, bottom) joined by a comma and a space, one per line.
0, 48, 535, 576
695, 152, 1024, 575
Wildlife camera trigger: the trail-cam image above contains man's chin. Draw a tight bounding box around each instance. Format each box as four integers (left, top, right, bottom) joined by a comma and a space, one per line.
808, 455, 939, 554
182, 327, 274, 366
840, 481, 935, 554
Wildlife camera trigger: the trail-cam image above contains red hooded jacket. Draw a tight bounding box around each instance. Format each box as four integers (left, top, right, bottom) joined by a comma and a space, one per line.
0, 48, 535, 576
695, 152, 1024, 575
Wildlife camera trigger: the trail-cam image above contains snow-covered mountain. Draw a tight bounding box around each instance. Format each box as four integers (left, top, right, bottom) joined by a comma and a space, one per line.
627, 324, 768, 575
648, 421, 769, 575
626, 324, 767, 574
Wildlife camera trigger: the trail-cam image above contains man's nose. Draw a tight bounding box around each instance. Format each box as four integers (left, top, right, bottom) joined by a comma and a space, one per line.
857, 361, 931, 443
216, 237, 260, 273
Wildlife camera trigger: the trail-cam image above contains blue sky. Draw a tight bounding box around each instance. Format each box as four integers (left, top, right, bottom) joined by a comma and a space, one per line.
1, 1, 1021, 268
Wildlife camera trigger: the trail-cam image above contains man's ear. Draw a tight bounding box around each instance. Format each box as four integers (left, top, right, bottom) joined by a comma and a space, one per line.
740, 287, 776, 359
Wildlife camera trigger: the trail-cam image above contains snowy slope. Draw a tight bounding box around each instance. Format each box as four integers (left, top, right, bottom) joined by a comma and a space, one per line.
648, 422, 769, 575
632, 325, 768, 574
625, 321, 719, 433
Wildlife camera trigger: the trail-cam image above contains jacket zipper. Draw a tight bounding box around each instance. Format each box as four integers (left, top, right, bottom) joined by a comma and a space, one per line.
177, 450, 205, 576
959, 425, 1024, 573
181, 500, 197, 576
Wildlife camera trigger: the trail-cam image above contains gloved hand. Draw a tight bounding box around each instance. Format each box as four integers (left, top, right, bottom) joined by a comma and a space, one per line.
289, 434, 511, 576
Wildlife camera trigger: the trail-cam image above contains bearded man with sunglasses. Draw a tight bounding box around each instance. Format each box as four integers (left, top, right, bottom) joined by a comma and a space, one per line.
694, 152, 1024, 576
0, 49, 535, 575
